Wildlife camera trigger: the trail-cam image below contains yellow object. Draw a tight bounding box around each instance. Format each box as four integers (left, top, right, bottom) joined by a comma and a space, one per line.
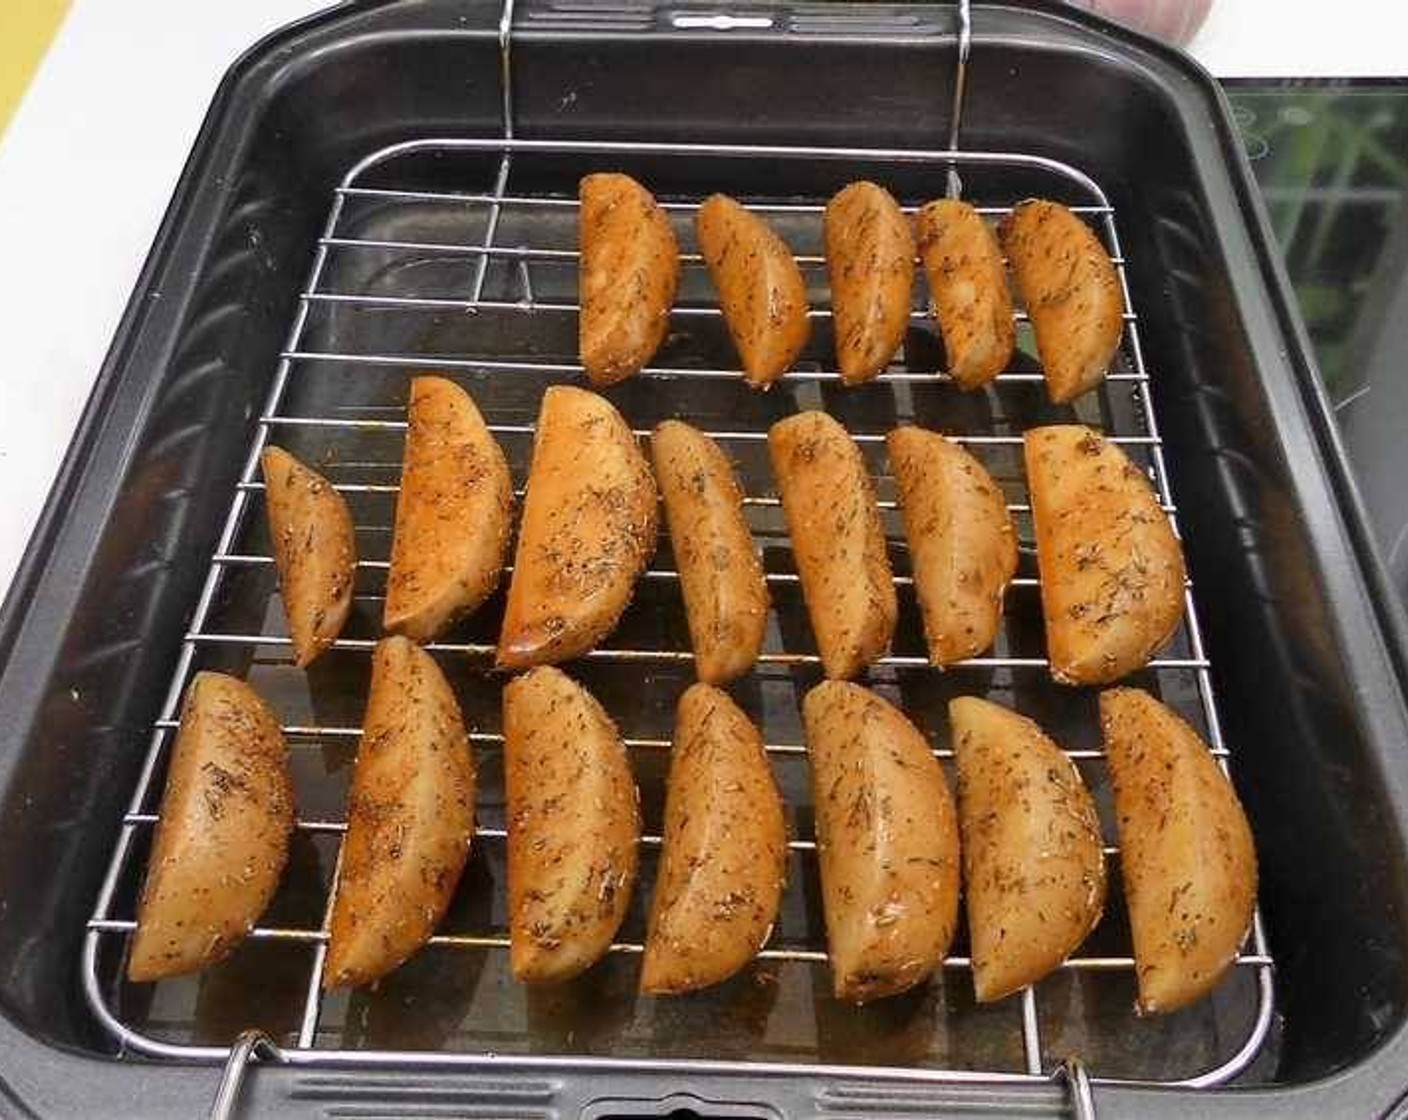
0, 0, 71, 141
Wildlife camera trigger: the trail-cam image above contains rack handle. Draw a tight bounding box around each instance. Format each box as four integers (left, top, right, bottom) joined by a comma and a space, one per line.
1059, 1056, 1098, 1120
947, 0, 973, 199
209, 1029, 281, 1120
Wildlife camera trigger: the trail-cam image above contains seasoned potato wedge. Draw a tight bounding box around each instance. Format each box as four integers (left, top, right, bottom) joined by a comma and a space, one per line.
768, 411, 896, 679
503, 666, 641, 983
323, 637, 475, 988
915, 199, 1015, 390
498, 386, 658, 669
1101, 688, 1258, 1015
951, 697, 1106, 1002
696, 193, 810, 387
651, 420, 769, 683
1024, 425, 1186, 685
128, 673, 294, 981
641, 684, 787, 994
824, 181, 916, 385
803, 681, 960, 1002
887, 426, 1016, 665
261, 445, 356, 667
579, 172, 680, 386
383, 376, 513, 643
1000, 199, 1123, 403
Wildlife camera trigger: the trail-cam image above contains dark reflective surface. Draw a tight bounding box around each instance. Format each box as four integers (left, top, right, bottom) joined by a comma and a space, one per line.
1229, 79, 1408, 603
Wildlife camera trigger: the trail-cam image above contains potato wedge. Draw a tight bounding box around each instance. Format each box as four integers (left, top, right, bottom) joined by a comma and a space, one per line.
323, 636, 475, 988
503, 666, 641, 983
824, 181, 916, 385
1000, 199, 1123, 404
951, 696, 1106, 1002
128, 673, 294, 981
915, 199, 1015, 390
651, 420, 769, 683
641, 684, 787, 994
261, 445, 356, 667
1101, 688, 1258, 1015
696, 193, 810, 387
768, 411, 896, 679
579, 172, 680, 386
383, 376, 513, 643
803, 681, 960, 1002
887, 426, 1016, 665
498, 386, 658, 669
1024, 425, 1186, 685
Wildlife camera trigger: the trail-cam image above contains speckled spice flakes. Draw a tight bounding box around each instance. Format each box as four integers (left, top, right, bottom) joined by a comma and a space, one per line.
641, 684, 786, 994
1024, 425, 1186, 685
128, 673, 295, 982
651, 421, 769, 684
503, 667, 641, 983
1101, 688, 1257, 1015
578, 173, 680, 386
824, 181, 916, 385
323, 636, 475, 990
383, 376, 512, 643
1000, 199, 1123, 404
696, 193, 810, 387
261, 445, 356, 667
769, 412, 896, 680
888, 426, 1017, 667
499, 387, 658, 668
951, 697, 1106, 1002
803, 681, 960, 1004
915, 199, 1015, 390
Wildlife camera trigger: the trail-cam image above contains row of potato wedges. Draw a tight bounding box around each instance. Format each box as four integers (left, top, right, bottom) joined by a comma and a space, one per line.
264, 376, 1187, 687
226, 377, 1201, 1009
127, 659, 1255, 1019
579, 173, 1125, 404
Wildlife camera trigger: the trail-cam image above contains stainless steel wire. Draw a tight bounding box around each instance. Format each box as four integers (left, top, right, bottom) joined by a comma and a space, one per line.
81, 130, 1274, 1091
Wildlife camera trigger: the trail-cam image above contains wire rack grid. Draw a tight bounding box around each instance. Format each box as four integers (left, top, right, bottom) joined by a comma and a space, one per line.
79, 136, 1275, 1091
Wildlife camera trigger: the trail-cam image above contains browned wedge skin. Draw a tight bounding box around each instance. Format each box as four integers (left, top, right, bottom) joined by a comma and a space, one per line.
261, 445, 356, 667
696, 193, 810, 387
1000, 199, 1123, 404
887, 426, 1016, 665
323, 637, 475, 988
1024, 425, 1186, 685
128, 673, 294, 981
504, 667, 640, 983
1101, 688, 1258, 1015
803, 681, 960, 1002
579, 173, 680, 385
497, 386, 658, 669
825, 181, 916, 385
915, 199, 1015, 389
651, 420, 768, 683
383, 376, 513, 643
951, 696, 1106, 1002
768, 411, 896, 679
641, 684, 787, 994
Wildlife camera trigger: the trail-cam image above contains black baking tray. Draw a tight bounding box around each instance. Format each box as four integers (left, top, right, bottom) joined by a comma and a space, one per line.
3, 1, 1408, 1116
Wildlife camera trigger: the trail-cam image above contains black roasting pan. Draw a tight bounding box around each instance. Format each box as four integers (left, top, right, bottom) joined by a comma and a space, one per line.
2, 1, 1408, 1116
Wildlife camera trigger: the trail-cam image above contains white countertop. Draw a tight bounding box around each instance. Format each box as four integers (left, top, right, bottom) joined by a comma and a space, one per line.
0, 0, 1404, 604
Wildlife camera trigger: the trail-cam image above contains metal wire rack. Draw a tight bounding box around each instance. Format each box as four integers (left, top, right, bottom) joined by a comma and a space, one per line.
80, 131, 1276, 1095
78, 2, 1274, 1109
